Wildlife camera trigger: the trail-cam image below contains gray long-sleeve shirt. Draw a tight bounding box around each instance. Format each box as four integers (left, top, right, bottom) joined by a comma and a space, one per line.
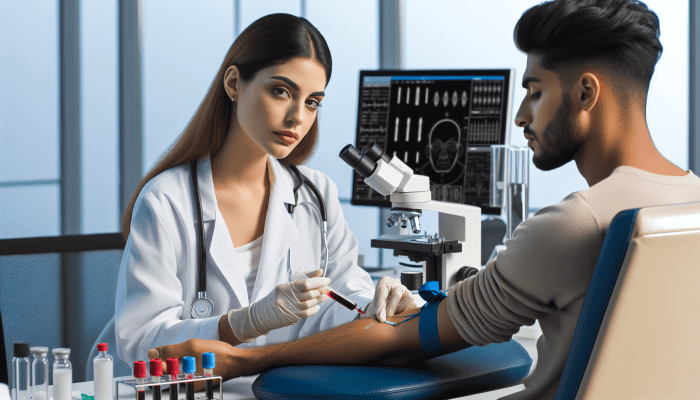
447, 166, 700, 400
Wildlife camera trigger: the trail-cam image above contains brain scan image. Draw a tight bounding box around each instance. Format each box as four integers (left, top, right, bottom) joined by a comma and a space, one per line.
427, 118, 463, 173
420, 119, 465, 184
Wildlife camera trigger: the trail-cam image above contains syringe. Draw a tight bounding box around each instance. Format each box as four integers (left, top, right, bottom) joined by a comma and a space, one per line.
291, 272, 366, 314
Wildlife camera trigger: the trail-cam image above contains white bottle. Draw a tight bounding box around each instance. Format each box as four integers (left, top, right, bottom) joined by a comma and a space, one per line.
93, 343, 113, 400
52, 348, 71, 400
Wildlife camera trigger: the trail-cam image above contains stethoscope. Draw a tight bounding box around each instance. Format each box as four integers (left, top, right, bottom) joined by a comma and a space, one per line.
189, 160, 329, 319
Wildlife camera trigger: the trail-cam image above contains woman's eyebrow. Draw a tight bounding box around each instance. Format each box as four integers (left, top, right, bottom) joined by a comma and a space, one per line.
270, 75, 325, 97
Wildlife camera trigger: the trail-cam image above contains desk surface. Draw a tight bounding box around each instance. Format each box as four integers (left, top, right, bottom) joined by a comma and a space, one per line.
73, 337, 538, 400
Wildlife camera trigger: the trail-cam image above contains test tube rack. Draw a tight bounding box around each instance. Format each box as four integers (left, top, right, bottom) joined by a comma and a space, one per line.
116, 374, 223, 400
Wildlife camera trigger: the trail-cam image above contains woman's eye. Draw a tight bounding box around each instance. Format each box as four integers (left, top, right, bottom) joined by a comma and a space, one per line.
273, 87, 289, 98
530, 91, 541, 100
306, 99, 321, 109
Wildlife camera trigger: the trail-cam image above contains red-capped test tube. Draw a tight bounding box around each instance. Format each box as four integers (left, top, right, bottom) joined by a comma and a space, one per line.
149, 359, 163, 400
291, 272, 364, 313
133, 361, 146, 400
166, 358, 179, 400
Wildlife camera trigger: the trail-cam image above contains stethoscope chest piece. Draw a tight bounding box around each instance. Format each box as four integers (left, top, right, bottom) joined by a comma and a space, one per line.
191, 292, 214, 319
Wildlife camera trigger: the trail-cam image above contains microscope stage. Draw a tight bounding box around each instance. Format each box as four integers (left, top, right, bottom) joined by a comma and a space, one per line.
370, 237, 462, 254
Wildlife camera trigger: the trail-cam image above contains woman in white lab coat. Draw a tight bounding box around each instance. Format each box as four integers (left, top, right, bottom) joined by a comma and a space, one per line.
115, 13, 415, 367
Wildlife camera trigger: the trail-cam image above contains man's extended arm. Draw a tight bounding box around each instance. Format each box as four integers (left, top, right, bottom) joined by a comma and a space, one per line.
150, 299, 471, 382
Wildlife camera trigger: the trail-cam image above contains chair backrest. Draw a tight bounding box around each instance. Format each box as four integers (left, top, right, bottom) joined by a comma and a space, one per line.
555, 201, 700, 400
0, 234, 125, 383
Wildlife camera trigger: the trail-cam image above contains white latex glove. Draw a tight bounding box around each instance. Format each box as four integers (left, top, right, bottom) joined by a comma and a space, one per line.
227, 269, 330, 342
364, 276, 416, 323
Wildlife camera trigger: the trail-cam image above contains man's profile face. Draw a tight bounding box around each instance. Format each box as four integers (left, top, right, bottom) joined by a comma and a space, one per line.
515, 54, 584, 171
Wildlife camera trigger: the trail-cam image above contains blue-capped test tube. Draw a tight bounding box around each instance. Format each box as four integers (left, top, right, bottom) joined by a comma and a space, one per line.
182, 357, 195, 400
202, 353, 215, 399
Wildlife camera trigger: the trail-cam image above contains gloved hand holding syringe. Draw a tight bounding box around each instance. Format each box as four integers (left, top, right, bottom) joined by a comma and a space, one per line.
291, 271, 367, 315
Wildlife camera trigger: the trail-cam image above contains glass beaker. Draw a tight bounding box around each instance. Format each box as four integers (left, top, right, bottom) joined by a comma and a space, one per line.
506, 146, 530, 239
489, 144, 508, 208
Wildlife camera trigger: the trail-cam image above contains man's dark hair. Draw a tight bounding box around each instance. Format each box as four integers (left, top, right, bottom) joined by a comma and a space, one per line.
514, 0, 663, 97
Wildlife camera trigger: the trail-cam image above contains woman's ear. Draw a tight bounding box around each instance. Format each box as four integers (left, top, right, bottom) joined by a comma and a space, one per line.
223, 65, 241, 102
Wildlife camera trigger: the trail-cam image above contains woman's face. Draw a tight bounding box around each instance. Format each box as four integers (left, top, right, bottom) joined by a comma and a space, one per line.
231, 57, 327, 159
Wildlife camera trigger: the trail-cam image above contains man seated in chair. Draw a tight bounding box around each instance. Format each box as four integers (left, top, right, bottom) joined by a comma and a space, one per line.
148, 0, 700, 399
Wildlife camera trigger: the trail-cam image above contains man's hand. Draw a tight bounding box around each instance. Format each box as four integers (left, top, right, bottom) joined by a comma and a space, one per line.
364, 276, 416, 322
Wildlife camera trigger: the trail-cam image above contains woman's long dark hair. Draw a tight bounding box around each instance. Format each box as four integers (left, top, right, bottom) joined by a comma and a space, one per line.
122, 13, 332, 239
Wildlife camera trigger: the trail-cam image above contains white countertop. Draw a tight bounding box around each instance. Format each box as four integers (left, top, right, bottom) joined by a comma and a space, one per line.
72, 336, 538, 400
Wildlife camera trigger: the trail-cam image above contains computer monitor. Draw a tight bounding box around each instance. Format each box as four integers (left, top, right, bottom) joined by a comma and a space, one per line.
350, 69, 515, 215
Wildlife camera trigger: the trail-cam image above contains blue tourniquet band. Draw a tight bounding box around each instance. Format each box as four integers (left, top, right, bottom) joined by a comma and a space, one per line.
418, 281, 447, 358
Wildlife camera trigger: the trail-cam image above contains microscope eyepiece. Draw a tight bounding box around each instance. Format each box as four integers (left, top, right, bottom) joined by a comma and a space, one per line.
339, 144, 361, 166
339, 144, 376, 178
361, 143, 391, 164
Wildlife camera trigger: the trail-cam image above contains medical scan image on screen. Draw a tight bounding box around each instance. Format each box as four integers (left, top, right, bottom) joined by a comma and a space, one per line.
351, 70, 514, 215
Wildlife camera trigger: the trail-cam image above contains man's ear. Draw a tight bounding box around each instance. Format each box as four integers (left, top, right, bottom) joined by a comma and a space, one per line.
577, 72, 600, 112
223, 65, 241, 101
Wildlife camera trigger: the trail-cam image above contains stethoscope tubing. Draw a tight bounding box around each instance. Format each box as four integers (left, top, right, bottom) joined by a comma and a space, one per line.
191, 160, 207, 293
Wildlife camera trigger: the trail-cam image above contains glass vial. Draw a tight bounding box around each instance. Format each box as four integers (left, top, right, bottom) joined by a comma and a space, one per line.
12, 342, 30, 400
30, 347, 49, 400
52, 348, 72, 400
93, 343, 113, 400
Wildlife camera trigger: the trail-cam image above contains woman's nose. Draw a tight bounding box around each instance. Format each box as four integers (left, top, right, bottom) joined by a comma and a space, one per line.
287, 102, 304, 126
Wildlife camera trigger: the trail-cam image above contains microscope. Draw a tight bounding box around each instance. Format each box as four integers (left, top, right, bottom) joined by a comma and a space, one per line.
340, 143, 481, 290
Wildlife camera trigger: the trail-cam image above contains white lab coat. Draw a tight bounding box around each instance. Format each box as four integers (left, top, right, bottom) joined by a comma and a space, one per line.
115, 155, 375, 366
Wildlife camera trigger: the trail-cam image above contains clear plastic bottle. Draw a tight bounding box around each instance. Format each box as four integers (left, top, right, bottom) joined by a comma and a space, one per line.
12, 342, 30, 400
93, 343, 113, 400
52, 348, 72, 400
30, 347, 49, 400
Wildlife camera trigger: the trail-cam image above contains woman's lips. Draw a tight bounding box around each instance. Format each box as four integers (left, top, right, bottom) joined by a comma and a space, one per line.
275, 131, 298, 144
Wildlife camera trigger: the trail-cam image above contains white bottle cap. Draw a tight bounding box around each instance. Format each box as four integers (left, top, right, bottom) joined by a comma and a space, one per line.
52, 348, 70, 356
30, 347, 49, 355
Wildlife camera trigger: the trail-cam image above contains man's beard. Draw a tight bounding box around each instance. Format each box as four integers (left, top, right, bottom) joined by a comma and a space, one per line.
527, 96, 584, 171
